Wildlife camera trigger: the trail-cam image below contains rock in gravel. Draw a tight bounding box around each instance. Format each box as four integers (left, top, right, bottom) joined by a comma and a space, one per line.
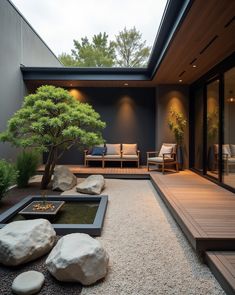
46, 233, 109, 285
52, 165, 77, 191
0, 219, 56, 266
12, 271, 45, 295
76, 175, 105, 195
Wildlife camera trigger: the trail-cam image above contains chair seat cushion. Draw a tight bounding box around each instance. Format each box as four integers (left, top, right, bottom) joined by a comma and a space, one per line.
228, 157, 235, 163
122, 144, 137, 155
104, 155, 121, 159
86, 155, 103, 159
122, 155, 138, 159
148, 157, 174, 163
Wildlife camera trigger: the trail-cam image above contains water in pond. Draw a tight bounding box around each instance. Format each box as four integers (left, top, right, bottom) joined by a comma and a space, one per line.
6, 201, 99, 224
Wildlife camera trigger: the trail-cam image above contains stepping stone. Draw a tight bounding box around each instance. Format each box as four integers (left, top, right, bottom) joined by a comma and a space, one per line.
12, 271, 45, 295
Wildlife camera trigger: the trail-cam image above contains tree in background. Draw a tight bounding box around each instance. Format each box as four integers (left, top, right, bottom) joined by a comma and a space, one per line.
114, 27, 151, 67
58, 53, 78, 66
0, 85, 105, 189
70, 32, 116, 67
58, 28, 151, 68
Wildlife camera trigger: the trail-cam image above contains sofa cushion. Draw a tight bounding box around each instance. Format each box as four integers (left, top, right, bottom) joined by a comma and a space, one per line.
230, 145, 235, 157
122, 144, 137, 155
106, 144, 121, 155
159, 145, 173, 158
91, 146, 106, 156
103, 155, 121, 159
148, 157, 174, 163
122, 155, 138, 159
223, 144, 231, 157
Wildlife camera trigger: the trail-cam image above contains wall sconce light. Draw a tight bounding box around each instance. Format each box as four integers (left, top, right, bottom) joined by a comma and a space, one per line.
227, 90, 235, 103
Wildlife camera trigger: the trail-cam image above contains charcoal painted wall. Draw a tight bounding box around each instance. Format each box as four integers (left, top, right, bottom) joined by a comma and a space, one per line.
0, 0, 61, 161
155, 85, 189, 168
56, 87, 156, 165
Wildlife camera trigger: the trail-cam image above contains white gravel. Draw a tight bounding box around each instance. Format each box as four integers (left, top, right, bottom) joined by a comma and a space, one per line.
71, 179, 225, 295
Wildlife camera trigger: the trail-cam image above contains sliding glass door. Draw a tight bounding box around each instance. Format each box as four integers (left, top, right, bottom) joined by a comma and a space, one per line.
206, 79, 220, 180
223, 67, 235, 189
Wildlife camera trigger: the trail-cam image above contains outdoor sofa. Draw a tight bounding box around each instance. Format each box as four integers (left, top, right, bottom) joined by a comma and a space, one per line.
84, 143, 140, 168
214, 144, 235, 175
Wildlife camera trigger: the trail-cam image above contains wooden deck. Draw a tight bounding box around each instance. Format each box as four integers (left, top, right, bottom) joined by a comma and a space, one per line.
150, 171, 235, 251
206, 252, 235, 295
38, 165, 150, 178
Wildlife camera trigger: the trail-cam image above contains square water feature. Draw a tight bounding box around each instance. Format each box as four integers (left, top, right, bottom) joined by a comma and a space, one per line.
0, 195, 108, 236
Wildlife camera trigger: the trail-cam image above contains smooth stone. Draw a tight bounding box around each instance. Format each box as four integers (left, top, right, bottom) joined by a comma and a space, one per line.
0, 219, 56, 266
76, 175, 105, 195
46, 233, 109, 285
12, 271, 45, 295
52, 165, 77, 191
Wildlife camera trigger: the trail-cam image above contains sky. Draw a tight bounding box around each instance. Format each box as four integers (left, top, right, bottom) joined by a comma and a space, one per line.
11, 0, 168, 57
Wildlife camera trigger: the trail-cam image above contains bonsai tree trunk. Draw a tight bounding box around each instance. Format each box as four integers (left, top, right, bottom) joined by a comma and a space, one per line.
41, 147, 57, 189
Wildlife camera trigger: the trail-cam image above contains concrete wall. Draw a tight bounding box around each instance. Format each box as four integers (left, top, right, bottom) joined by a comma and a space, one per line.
155, 85, 189, 168
0, 0, 61, 160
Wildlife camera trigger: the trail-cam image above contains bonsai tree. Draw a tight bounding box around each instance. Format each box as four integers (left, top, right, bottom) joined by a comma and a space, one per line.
0, 85, 106, 189
168, 108, 187, 145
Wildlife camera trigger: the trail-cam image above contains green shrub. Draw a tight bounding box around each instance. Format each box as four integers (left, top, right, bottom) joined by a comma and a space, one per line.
16, 150, 40, 188
0, 160, 18, 199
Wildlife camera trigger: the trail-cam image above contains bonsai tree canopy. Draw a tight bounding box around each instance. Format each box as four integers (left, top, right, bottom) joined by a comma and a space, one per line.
0, 85, 106, 189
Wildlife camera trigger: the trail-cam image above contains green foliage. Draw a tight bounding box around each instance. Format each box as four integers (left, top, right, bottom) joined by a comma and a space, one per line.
0, 160, 18, 200
114, 27, 151, 67
16, 150, 40, 188
71, 33, 116, 67
207, 108, 218, 140
58, 53, 78, 66
0, 85, 106, 188
168, 108, 187, 145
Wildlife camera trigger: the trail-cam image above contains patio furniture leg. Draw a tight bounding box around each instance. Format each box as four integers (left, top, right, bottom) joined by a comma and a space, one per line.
162, 163, 165, 174
147, 162, 149, 171
121, 161, 123, 168
176, 162, 179, 172
102, 160, 104, 168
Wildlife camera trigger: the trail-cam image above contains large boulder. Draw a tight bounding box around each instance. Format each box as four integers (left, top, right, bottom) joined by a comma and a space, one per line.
76, 175, 105, 195
0, 219, 56, 266
46, 233, 109, 285
12, 271, 45, 295
52, 165, 77, 191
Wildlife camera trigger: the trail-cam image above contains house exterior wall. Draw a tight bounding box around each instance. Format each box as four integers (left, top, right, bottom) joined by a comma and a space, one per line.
155, 85, 189, 168
0, 0, 61, 161
49, 87, 156, 165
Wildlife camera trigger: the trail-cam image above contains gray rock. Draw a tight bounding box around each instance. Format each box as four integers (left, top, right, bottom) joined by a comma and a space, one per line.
46, 233, 109, 285
52, 165, 77, 191
12, 271, 45, 295
0, 219, 56, 266
76, 175, 105, 195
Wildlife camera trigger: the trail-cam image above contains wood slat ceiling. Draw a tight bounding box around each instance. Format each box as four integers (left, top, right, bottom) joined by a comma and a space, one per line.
153, 0, 235, 84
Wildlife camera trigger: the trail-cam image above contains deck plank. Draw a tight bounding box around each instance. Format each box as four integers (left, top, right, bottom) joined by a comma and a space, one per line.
206, 251, 235, 295
150, 171, 235, 251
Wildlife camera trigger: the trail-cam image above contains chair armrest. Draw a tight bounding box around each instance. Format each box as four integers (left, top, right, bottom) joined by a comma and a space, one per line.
137, 150, 140, 156
147, 151, 159, 156
84, 150, 89, 155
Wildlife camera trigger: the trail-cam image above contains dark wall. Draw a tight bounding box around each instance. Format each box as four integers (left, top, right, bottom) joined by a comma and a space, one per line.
58, 87, 156, 165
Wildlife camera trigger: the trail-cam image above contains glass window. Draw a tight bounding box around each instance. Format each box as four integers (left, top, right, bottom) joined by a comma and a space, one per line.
223, 67, 235, 188
206, 80, 219, 179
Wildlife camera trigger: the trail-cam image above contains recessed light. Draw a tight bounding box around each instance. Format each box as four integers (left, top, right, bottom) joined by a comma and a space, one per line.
192, 64, 197, 68
179, 79, 182, 83
124, 83, 128, 86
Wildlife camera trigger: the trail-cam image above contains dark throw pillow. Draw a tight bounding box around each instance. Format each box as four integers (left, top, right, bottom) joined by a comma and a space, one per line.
91, 146, 106, 156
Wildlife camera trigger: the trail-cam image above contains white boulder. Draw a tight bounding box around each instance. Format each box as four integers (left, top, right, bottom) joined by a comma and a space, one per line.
76, 175, 105, 195
46, 233, 109, 285
52, 165, 77, 191
0, 219, 56, 266
12, 271, 45, 295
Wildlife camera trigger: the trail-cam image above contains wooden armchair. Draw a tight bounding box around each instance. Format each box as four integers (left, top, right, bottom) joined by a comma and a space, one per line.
147, 143, 179, 174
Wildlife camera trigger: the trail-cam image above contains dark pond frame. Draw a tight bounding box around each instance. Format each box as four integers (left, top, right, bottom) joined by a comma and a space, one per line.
0, 195, 108, 236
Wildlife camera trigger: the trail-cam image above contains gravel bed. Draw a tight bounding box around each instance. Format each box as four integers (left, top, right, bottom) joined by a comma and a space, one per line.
79, 179, 225, 295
